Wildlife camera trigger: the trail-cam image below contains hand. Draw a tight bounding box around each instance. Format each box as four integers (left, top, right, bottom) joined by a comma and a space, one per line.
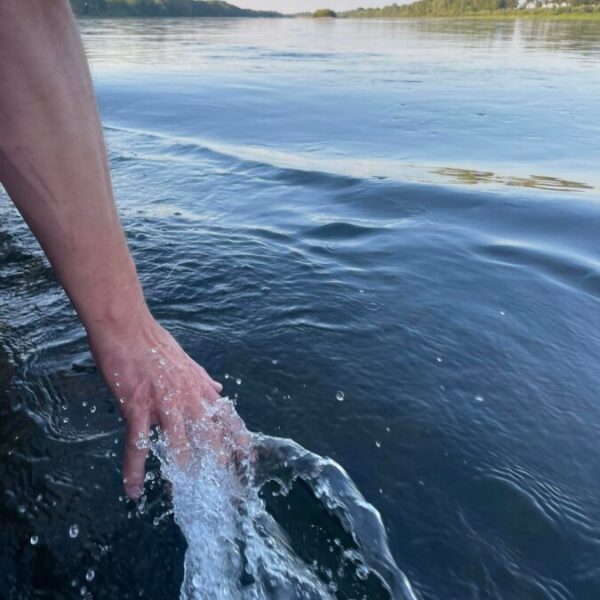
88, 310, 225, 500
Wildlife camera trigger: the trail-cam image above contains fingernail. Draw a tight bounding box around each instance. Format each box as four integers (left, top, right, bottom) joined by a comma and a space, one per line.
126, 485, 143, 501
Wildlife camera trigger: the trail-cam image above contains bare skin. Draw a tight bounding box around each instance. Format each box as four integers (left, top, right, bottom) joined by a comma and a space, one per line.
0, 0, 227, 500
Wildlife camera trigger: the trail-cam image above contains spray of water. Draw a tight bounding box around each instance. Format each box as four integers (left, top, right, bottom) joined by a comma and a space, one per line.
148, 396, 417, 600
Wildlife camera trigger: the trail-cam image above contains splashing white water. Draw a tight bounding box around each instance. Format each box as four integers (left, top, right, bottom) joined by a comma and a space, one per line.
149, 397, 417, 600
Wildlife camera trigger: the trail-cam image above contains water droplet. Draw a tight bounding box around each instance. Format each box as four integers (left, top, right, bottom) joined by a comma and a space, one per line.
145, 471, 155, 482
69, 524, 79, 539
436, 356, 443, 363
500, 310, 506, 316
235, 378, 242, 385
375, 440, 382, 448
356, 565, 369, 580
85, 568, 95, 582
119, 397, 126, 404
82, 401, 88, 407
80, 585, 87, 596
90, 405, 96, 414
336, 391, 344, 402
63, 417, 70, 424
137, 495, 147, 515
475, 395, 485, 402
385, 426, 391, 433
30, 535, 39, 545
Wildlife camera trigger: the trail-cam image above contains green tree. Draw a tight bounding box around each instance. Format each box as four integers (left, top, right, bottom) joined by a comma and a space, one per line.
70, 0, 282, 17
313, 8, 337, 17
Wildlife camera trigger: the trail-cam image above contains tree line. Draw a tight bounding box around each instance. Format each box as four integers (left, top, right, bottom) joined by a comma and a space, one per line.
342, 0, 599, 17
70, 0, 281, 17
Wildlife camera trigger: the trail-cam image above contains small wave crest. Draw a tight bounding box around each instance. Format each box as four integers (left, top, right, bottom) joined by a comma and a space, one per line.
148, 397, 416, 600
104, 124, 597, 196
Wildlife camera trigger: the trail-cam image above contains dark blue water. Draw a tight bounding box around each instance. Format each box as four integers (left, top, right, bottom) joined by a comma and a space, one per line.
1, 17, 600, 600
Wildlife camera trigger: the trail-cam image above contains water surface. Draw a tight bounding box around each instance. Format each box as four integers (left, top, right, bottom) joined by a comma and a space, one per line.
1, 17, 600, 600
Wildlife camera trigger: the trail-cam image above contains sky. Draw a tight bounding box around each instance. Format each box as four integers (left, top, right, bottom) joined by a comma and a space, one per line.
234, 0, 390, 13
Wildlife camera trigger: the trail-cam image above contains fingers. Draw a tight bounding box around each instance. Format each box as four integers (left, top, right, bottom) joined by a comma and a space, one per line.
123, 412, 150, 501
122, 359, 224, 496
200, 381, 221, 402
183, 382, 220, 426
218, 402, 251, 452
204, 382, 221, 403
159, 409, 190, 468
192, 362, 222, 395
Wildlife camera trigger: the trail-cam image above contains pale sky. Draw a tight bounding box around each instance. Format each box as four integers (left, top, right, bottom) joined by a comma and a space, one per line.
235, 0, 389, 14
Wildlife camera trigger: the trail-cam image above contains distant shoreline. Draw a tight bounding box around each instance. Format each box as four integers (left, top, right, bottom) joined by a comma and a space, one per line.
338, 4, 600, 21
339, 11, 600, 20
73, 12, 600, 21
337, 12, 600, 20
70, 0, 283, 18
75, 15, 287, 19
75, 13, 600, 20
68, 0, 599, 20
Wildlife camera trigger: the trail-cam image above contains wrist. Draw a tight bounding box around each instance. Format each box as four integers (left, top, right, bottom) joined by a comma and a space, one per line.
67, 250, 151, 345
87, 310, 174, 389
85, 296, 159, 359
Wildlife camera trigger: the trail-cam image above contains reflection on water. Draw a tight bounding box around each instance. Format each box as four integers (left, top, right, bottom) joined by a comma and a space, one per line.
1, 16, 600, 600
433, 167, 594, 192
82, 18, 600, 70
84, 18, 600, 195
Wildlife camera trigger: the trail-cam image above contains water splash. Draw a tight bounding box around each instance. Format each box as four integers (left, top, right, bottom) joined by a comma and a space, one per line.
150, 397, 417, 600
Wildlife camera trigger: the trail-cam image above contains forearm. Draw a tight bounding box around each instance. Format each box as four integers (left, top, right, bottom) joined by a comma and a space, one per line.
0, 0, 148, 340
0, 0, 237, 500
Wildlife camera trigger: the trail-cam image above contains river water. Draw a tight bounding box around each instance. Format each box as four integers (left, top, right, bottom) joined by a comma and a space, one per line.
1, 17, 600, 600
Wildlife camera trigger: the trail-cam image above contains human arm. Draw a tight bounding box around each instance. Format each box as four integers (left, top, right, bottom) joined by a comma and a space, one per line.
0, 0, 222, 500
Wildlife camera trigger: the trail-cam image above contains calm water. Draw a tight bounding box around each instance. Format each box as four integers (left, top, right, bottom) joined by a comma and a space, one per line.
1, 17, 600, 600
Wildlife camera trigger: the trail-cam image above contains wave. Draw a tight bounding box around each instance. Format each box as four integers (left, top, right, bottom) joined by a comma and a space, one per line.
479, 242, 600, 299
103, 125, 597, 196
150, 397, 417, 600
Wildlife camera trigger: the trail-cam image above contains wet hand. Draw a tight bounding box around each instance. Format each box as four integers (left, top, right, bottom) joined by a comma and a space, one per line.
88, 314, 225, 500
